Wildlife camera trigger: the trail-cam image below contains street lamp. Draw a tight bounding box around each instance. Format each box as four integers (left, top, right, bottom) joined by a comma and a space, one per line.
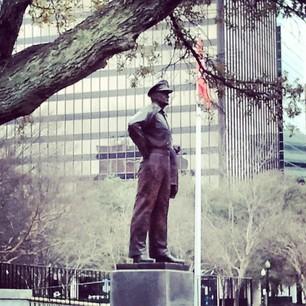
264, 260, 271, 306
260, 269, 266, 306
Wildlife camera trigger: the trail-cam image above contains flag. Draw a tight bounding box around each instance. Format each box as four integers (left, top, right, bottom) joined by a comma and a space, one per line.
195, 38, 212, 109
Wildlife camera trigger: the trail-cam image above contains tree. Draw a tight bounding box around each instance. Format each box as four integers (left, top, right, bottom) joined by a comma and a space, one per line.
0, 140, 61, 263
202, 172, 306, 277
256, 183, 306, 296
0, 0, 182, 125
0, 117, 65, 264
0, 0, 305, 125
43, 177, 136, 270
201, 172, 306, 305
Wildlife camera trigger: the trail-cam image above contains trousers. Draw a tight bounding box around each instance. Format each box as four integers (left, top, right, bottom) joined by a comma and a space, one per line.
128, 151, 171, 258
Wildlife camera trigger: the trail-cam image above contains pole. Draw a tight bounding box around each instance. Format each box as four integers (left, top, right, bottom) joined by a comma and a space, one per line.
194, 103, 202, 306
266, 269, 269, 306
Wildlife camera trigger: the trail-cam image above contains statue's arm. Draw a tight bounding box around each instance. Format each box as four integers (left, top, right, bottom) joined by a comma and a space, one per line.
128, 106, 155, 159
128, 121, 150, 159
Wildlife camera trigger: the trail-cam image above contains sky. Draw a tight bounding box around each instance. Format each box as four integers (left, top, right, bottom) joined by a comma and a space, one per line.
278, 16, 306, 134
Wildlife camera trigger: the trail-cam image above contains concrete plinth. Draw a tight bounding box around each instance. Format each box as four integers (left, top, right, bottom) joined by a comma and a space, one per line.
111, 264, 193, 306
0, 289, 32, 306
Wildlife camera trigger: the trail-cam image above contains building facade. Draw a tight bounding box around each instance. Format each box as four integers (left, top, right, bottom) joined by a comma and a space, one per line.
277, 17, 306, 179
221, 0, 281, 179
1, 0, 281, 183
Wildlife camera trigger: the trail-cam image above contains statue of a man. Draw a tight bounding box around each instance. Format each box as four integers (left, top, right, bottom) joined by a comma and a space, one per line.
128, 80, 184, 264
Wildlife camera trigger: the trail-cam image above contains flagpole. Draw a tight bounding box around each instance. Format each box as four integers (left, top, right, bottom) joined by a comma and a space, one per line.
194, 102, 202, 306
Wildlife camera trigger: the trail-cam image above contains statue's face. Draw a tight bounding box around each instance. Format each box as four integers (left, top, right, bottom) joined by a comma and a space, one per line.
150, 91, 170, 108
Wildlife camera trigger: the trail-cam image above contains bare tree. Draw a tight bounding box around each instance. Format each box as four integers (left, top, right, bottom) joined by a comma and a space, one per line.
202, 172, 306, 305
0, 143, 61, 263
0, 118, 64, 264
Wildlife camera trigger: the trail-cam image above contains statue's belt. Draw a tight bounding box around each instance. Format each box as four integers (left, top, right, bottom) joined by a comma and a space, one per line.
150, 148, 170, 156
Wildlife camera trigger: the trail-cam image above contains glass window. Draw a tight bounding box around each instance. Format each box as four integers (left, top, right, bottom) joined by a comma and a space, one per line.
39, 123, 49, 136
47, 123, 57, 136
65, 141, 74, 155
108, 96, 117, 112
65, 84, 75, 94
81, 161, 92, 175
48, 142, 58, 156
181, 111, 191, 127
73, 82, 83, 94
82, 78, 92, 92
100, 97, 109, 112
66, 120, 74, 135
74, 120, 83, 135
48, 102, 57, 115
117, 116, 127, 132
181, 133, 192, 153
91, 160, 99, 175
39, 143, 49, 156
73, 161, 82, 176
57, 100, 66, 114
65, 161, 75, 175
100, 117, 109, 132
39, 103, 49, 116
91, 98, 101, 113
91, 118, 100, 133
82, 99, 92, 114
82, 140, 92, 154
73, 140, 83, 154
109, 117, 118, 132
55, 122, 66, 136
56, 141, 66, 156
94, 138, 109, 153
99, 160, 109, 174
203, 130, 219, 147
66, 100, 75, 114
170, 112, 182, 129
118, 95, 128, 111
126, 96, 137, 111
74, 100, 83, 114
83, 119, 91, 133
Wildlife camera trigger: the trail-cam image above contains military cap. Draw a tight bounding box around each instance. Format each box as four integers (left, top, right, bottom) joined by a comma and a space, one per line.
147, 80, 173, 97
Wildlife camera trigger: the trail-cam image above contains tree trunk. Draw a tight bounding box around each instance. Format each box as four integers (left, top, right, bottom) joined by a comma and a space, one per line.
0, 0, 31, 61
0, 0, 182, 125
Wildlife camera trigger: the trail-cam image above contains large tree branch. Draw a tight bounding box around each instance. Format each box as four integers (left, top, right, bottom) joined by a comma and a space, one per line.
0, 0, 182, 125
0, 0, 32, 61
273, 0, 306, 19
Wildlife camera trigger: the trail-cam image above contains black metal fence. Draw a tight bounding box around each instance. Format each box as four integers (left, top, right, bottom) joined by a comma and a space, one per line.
0, 262, 253, 305
0, 263, 110, 305
201, 276, 253, 306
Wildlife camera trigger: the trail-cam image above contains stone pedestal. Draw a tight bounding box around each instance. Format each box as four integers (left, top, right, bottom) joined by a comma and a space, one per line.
111, 263, 193, 306
0, 289, 32, 306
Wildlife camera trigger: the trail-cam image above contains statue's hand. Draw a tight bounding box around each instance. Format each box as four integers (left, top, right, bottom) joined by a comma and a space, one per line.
173, 145, 181, 154
170, 184, 178, 199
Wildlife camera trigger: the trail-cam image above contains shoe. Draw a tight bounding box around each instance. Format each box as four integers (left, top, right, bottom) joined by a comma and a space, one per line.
153, 254, 185, 264
132, 255, 155, 263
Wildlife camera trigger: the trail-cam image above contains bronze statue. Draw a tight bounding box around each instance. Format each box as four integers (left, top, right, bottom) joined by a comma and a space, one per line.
128, 80, 184, 264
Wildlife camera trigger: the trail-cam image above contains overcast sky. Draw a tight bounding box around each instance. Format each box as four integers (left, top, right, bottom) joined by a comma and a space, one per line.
279, 16, 306, 133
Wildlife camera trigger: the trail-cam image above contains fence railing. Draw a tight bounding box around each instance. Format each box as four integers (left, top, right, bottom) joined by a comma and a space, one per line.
0, 262, 253, 306
201, 275, 253, 306
0, 263, 110, 305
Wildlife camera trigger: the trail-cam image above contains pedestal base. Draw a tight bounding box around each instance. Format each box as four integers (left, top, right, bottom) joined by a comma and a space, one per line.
0, 289, 32, 306
111, 265, 193, 306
